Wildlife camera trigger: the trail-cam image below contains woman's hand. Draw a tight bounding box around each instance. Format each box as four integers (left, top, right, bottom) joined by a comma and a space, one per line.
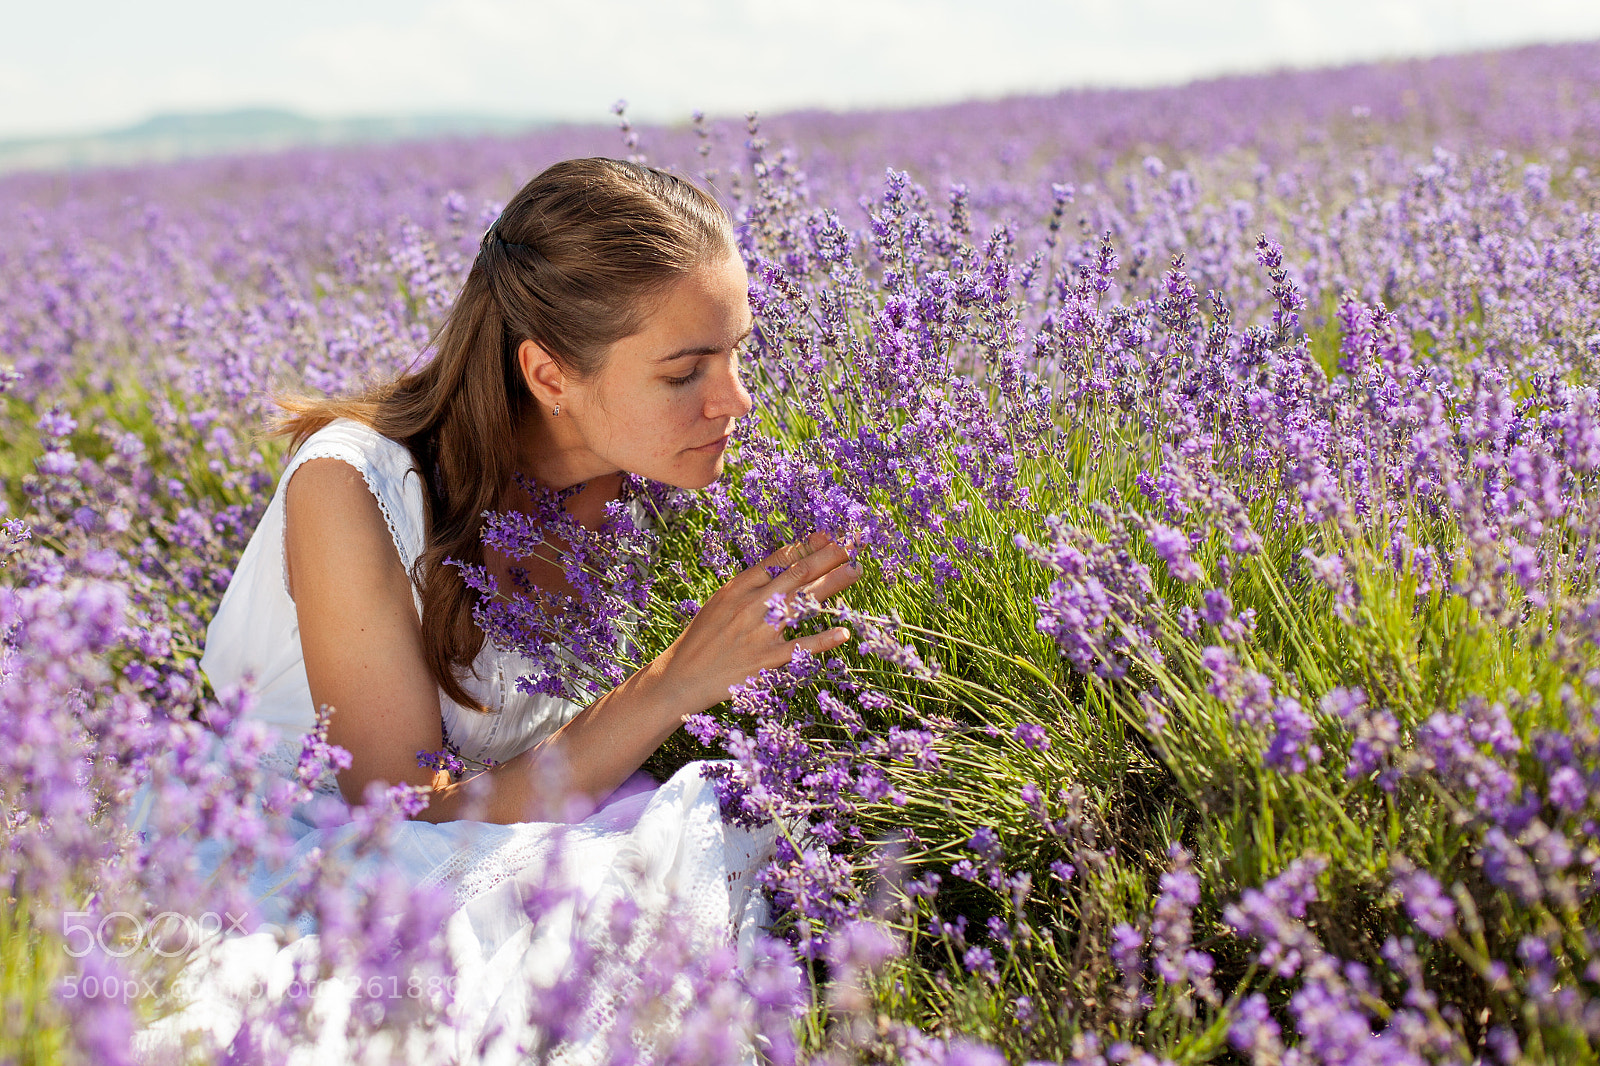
656, 530, 863, 712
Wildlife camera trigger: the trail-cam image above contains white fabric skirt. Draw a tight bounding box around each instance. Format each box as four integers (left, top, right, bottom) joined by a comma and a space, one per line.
131, 761, 777, 1065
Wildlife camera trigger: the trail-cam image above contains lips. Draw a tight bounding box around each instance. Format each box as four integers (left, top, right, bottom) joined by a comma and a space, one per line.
693, 432, 732, 451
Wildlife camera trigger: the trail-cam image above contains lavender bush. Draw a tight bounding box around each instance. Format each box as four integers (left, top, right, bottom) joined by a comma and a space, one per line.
3, 39, 1600, 1064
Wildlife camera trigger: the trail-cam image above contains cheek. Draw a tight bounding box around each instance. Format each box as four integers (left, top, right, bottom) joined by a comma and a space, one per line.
665, 388, 707, 423
599, 383, 704, 461
638, 395, 695, 454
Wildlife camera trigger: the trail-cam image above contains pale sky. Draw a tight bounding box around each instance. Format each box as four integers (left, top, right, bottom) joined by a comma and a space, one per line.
2, 0, 1599, 140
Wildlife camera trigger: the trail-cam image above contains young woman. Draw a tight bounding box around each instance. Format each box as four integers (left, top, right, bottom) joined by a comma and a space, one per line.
135, 157, 862, 1061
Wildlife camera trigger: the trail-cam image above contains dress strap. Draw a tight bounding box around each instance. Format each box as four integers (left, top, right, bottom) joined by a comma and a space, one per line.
279, 418, 428, 616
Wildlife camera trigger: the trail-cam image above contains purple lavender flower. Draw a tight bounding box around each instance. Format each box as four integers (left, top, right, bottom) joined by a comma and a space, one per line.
764, 589, 822, 630
1224, 856, 1327, 977
1145, 521, 1203, 583
1110, 922, 1144, 978
1264, 696, 1322, 774
1015, 515, 1161, 679
1389, 859, 1457, 938
1012, 723, 1050, 751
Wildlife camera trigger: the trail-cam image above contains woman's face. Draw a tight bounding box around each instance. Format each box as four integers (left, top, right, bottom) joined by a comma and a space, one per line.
521, 250, 755, 493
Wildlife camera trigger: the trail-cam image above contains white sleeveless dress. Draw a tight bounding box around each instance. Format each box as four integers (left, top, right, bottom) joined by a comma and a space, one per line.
128, 418, 776, 1064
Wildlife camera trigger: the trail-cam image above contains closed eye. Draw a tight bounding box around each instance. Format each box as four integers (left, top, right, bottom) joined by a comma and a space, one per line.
666, 364, 704, 387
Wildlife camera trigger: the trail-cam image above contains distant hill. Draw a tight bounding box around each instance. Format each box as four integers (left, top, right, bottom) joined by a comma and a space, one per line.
0, 108, 545, 173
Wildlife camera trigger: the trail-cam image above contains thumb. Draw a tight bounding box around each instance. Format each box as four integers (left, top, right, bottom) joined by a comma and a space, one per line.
790, 624, 852, 658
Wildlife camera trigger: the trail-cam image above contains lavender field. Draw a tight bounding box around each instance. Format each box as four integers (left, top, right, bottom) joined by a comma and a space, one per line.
4, 39, 1600, 1064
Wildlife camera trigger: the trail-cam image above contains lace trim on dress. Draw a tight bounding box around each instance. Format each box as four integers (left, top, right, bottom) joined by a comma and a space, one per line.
417, 829, 561, 908
277, 448, 416, 609
721, 818, 773, 933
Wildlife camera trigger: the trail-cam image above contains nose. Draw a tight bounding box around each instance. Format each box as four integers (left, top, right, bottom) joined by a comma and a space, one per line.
706, 357, 753, 420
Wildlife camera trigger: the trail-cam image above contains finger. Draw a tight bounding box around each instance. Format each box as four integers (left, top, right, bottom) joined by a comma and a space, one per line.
801, 563, 863, 602
756, 531, 824, 568
790, 625, 852, 658
769, 541, 855, 595
748, 530, 832, 585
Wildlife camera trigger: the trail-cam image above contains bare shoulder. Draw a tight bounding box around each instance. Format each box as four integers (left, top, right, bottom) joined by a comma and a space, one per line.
284, 457, 408, 601
285, 456, 383, 522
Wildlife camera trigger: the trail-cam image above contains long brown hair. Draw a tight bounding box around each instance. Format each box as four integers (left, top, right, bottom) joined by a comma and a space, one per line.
275, 157, 734, 710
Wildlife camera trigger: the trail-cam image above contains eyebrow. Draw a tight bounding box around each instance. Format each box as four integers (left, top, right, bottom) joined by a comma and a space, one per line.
654, 323, 754, 363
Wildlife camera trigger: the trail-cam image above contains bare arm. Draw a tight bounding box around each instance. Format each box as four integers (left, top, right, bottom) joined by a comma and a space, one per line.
285, 458, 454, 804
286, 458, 861, 824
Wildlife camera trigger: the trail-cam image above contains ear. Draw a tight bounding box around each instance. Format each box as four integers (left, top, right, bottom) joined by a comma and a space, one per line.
516, 338, 568, 409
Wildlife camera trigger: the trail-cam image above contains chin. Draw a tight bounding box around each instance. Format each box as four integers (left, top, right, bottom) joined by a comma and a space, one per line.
680, 471, 722, 491
688, 457, 731, 490
637, 450, 729, 492
647, 464, 722, 492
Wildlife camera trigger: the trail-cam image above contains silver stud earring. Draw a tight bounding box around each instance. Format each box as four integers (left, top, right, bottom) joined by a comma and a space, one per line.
552, 404, 560, 416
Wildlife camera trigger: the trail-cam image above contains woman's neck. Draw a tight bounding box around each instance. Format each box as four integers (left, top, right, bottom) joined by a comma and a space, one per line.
512, 407, 605, 490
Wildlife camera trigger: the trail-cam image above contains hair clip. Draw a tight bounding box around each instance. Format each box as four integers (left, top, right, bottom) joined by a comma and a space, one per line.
479, 215, 540, 258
